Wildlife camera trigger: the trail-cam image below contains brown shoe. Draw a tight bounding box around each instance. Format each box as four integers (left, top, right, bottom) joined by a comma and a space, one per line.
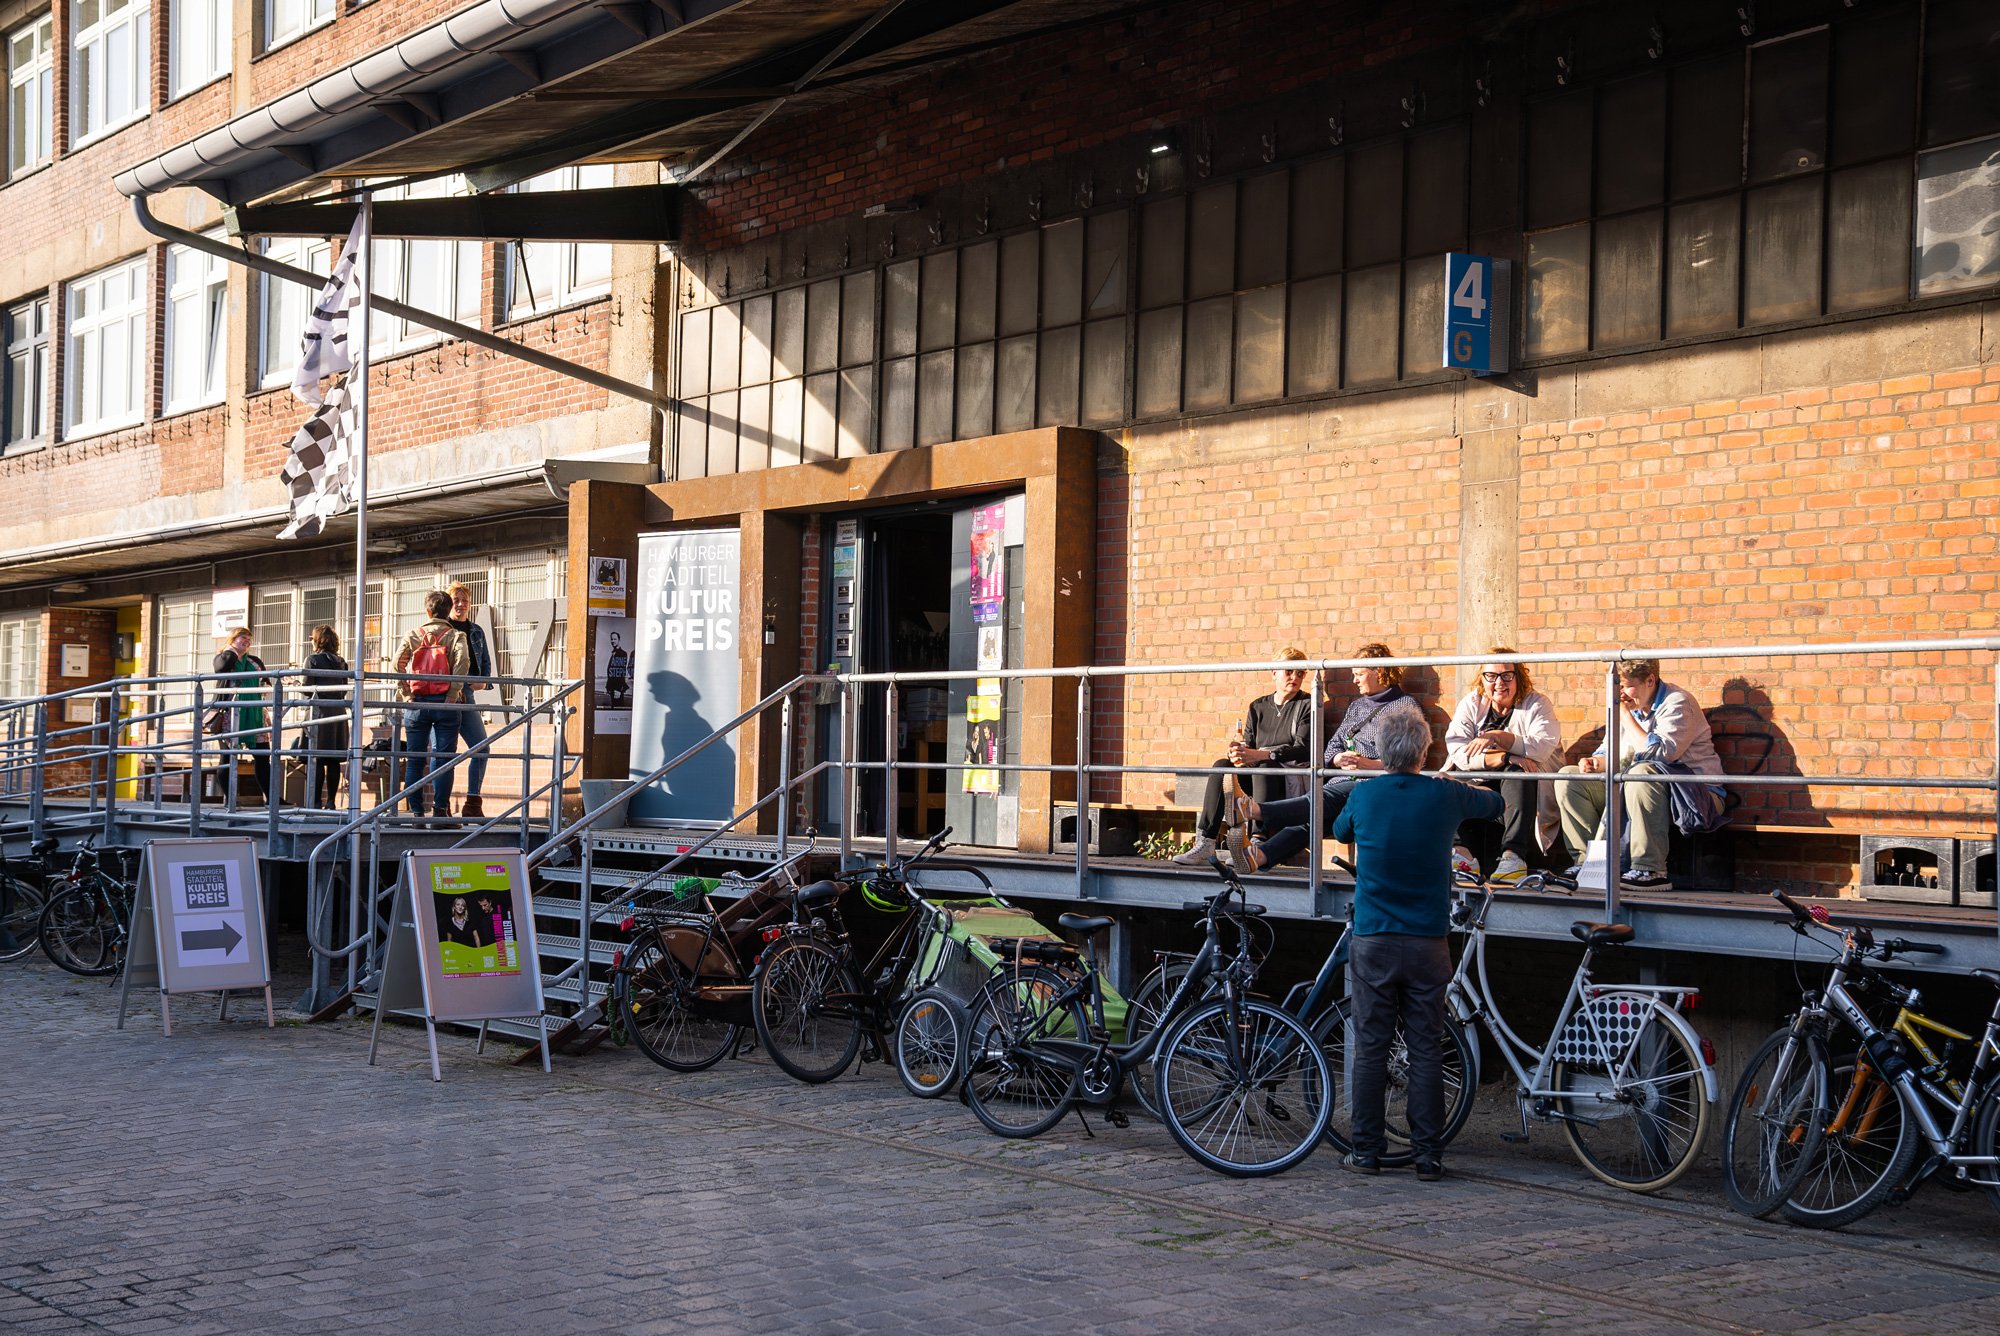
459, 795, 485, 819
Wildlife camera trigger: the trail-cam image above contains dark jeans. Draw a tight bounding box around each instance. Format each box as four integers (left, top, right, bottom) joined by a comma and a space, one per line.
400, 708, 461, 814
309, 760, 342, 810
1349, 932, 1454, 1159
457, 706, 489, 796
232, 744, 271, 807
1454, 764, 1541, 865
1252, 778, 1358, 864
1196, 758, 1292, 838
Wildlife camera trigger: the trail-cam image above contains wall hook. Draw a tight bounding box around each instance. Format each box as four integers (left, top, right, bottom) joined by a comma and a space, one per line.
1260, 122, 1277, 163
1400, 85, 1425, 129
1328, 102, 1345, 146
1647, 16, 1667, 60
1076, 173, 1095, 209
1474, 61, 1493, 107
1027, 186, 1043, 222
975, 197, 992, 235
1737, 3, 1755, 37
1555, 37, 1575, 86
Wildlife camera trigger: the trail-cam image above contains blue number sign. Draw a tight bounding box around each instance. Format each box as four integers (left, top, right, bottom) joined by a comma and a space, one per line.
1442, 253, 1512, 375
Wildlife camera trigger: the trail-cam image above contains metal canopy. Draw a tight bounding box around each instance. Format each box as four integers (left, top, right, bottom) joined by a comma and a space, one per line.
222, 183, 684, 241
113, 0, 1133, 208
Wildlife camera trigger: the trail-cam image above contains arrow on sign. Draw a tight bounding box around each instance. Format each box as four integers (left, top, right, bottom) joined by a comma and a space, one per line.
181, 921, 244, 955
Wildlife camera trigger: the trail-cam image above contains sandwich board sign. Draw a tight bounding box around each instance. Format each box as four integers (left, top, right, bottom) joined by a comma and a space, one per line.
368, 848, 549, 1081
117, 837, 273, 1035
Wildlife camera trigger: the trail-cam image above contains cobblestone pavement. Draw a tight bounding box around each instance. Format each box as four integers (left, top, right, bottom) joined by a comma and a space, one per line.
4, 948, 1998, 1335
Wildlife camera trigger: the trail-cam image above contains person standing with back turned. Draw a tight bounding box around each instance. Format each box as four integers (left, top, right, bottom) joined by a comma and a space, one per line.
1332, 708, 1501, 1182
394, 589, 471, 823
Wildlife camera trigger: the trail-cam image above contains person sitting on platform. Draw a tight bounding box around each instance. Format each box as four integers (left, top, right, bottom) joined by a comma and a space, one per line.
1442, 649, 1563, 886
1221, 642, 1427, 872
1554, 659, 1726, 893
1171, 646, 1313, 865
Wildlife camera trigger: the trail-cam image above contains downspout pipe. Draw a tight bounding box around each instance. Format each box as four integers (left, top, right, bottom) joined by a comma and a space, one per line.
133, 194, 670, 414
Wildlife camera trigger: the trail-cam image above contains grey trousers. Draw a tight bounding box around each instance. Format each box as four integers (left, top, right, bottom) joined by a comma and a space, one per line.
1348, 932, 1453, 1159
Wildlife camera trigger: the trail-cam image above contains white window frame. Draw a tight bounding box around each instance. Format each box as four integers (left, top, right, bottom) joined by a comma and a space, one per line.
165, 234, 227, 414
263, 0, 333, 52
370, 177, 485, 355
0, 612, 41, 700
169, 0, 228, 99
250, 585, 296, 669
506, 164, 615, 320
70, 0, 151, 147
7, 13, 54, 175
65, 256, 148, 438
154, 593, 210, 725
259, 235, 330, 389
5, 296, 50, 452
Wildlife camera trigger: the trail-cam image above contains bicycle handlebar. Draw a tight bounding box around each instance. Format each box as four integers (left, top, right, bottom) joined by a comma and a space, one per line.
1880, 937, 1946, 957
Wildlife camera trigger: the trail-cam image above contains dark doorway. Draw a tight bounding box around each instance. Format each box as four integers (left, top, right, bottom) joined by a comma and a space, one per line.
853, 511, 952, 837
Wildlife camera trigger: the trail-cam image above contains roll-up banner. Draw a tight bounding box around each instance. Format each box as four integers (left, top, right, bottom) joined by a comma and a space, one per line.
628, 529, 741, 825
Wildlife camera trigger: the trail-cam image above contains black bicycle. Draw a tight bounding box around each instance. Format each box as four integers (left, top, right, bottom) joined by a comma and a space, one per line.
961, 857, 1333, 1178
37, 841, 140, 977
0, 835, 60, 963
752, 827, 991, 1084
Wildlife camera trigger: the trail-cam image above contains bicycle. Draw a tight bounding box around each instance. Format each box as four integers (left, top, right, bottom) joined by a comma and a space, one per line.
961, 857, 1333, 1178
1734, 890, 2000, 1229
1434, 872, 1719, 1191
0, 835, 60, 963
753, 826, 992, 1084
37, 841, 141, 978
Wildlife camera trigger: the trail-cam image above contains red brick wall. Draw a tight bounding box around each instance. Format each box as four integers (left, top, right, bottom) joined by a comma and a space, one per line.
40, 606, 114, 799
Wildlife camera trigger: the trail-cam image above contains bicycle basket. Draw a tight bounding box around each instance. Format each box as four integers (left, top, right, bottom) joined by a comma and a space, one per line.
1553, 994, 1650, 1070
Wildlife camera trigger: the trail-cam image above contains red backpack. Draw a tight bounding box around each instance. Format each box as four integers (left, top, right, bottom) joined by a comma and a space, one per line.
409, 627, 452, 698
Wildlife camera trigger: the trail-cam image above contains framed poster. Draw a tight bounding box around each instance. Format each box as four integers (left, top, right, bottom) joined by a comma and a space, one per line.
117, 837, 273, 1034
628, 529, 741, 825
593, 616, 635, 735
403, 848, 543, 1023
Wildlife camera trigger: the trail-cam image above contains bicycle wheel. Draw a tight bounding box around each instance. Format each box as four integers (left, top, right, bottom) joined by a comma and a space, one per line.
1155, 998, 1332, 1178
1782, 1049, 1921, 1229
894, 987, 967, 1098
1971, 1089, 2000, 1221
961, 969, 1088, 1138
1722, 1028, 1829, 1218
1554, 1012, 1711, 1192
1312, 999, 1476, 1166
753, 934, 865, 1084
37, 884, 120, 976
1123, 958, 1198, 1119
1, 877, 46, 962
622, 933, 741, 1074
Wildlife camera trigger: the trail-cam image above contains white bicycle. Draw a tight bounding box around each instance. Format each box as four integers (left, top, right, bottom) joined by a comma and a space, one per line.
1437, 873, 1719, 1191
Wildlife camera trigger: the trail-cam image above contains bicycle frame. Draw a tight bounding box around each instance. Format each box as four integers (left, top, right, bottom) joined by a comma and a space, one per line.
1448, 884, 1719, 1115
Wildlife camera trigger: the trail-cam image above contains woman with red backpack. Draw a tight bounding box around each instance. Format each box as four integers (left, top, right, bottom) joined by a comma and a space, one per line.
392, 589, 471, 823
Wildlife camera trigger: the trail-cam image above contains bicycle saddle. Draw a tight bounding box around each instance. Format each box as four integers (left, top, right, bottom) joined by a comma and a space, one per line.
1058, 913, 1113, 934
797, 880, 846, 908
1570, 921, 1635, 947
1972, 968, 2000, 989
30, 836, 58, 856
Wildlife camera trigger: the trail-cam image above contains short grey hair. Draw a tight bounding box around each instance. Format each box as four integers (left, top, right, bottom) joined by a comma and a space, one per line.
1374, 709, 1432, 774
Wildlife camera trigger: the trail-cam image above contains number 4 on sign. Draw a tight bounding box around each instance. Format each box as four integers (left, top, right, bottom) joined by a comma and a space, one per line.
1453, 263, 1486, 319
1442, 253, 1511, 376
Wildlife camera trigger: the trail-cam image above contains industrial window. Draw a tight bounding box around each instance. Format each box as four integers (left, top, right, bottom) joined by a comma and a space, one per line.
65, 257, 147, 437
0, 613, 40, 700
170, 0, 226, 97
7, 13, 53, 174
259, 235, 331, 388
154, 593, 210, 724
506, 164, 615, 320
370, 177, 485, 351
251, 587, 295, 668
164, 236, 227, 414
70, 0, 150, 145
263, 0, 332, 52
4, 296, 49, 451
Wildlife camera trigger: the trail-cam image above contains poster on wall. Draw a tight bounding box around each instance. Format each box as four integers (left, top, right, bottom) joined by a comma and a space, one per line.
628, 529, 741, 825
587, 556, 629, 616
977, 624, 1004, 670
210, 587, 249, 639
962, 677, 1003, 794
592, 616, 635, 735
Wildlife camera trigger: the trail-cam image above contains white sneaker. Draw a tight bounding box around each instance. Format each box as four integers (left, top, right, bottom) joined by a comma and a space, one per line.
1489, 850, 1530, 885
1452, 846, 1481, 885
1171, 834, 1216, 865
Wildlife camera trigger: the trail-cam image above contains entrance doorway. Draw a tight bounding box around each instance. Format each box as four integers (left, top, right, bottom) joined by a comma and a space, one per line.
850, 511, 951, 838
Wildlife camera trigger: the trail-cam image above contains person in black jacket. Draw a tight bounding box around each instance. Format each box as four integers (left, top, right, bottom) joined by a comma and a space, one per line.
212, 627, 272, 805
446, 582, 495, 820
1173, 646, 1313, 865
301, 624, 350, 809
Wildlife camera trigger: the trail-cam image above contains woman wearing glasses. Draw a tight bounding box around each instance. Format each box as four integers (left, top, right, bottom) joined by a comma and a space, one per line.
1442, 649, 1563, 885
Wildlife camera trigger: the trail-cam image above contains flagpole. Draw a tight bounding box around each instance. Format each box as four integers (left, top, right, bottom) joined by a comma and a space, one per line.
346, 190, 373, 998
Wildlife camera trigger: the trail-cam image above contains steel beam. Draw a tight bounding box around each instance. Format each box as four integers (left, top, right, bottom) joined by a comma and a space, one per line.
222, 184, 683, 242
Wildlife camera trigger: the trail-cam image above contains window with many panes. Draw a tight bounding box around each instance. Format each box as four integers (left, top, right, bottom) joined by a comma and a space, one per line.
0, 613, 40, 700
507, 164, 614, 320
154, 593, 210, 725
170, 0, 226, 98
264, 0, 331, 51
165, 236, 227, 413
71, 0, 150, 145
4, 297, 49, 452
66, 257, 146, 437
369, 176, 485, 353
7, 14, 53, 175
260, 235, 331, 387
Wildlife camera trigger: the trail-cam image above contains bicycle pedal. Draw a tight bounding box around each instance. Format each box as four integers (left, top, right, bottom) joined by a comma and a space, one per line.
1500, 1131, 1530, 1144
1104, 1109, 1130, 1130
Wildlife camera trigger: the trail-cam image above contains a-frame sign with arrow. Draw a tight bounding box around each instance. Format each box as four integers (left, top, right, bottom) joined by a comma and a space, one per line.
118, 837, 273, 1036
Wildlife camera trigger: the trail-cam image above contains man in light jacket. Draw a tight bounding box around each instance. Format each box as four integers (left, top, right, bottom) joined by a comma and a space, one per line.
1442, 649, 1563, 884
392, 589, 472, 821
1555, 659, 1724, 893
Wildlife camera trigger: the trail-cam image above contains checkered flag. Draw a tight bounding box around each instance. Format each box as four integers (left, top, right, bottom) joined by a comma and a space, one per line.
290, 211, 366, 406
276, 379, 359, 540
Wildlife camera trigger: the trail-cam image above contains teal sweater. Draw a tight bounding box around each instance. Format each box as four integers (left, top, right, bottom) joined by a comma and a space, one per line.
1332, 773, 1504, 936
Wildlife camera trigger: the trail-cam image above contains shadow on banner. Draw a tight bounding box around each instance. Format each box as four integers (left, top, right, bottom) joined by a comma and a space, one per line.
627, 529, 741, 825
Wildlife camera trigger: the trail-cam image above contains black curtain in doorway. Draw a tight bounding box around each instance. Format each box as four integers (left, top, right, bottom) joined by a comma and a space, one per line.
855, 533, 895, 835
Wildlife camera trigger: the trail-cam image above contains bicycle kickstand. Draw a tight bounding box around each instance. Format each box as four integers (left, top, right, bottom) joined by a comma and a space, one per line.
1072, 1105, 1097, 1138
1501, 1092, 1532, 1144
